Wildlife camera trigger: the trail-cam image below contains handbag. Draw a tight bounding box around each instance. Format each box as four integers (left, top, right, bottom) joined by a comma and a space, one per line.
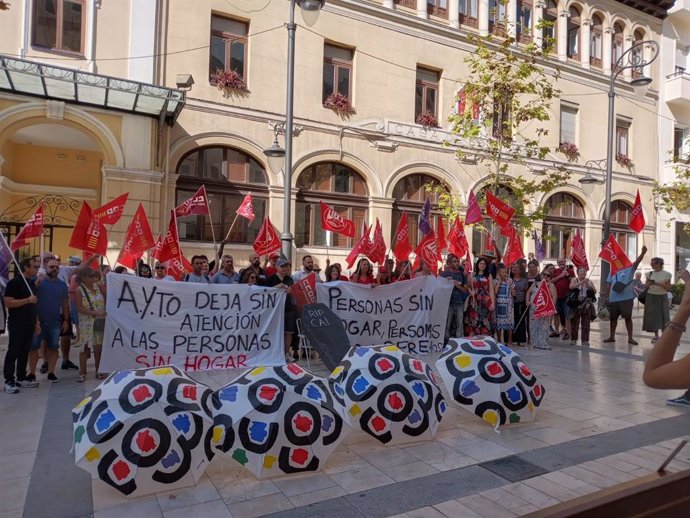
566, 289, 580, 309
80, 284, 106, 333
638, 288, 648, 305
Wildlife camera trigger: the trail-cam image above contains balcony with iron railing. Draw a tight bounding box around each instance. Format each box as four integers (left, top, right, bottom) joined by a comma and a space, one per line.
666, 68, 690, 107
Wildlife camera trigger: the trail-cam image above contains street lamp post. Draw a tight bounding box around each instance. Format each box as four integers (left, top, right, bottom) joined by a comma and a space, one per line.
264, 0, 325, 263
579, 40, 659, 299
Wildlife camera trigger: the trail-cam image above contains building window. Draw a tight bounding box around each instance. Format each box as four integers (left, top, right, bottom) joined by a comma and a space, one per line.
612, 22, 625, 69
559, 103, 578, 145
394, 0, 417, 8
542, 193, 585, 260
543, 1, 558, 48
295, 163, 368, 248
32, 0, 85, 54
427, 0, 448, 18
392, 174, 448, 249
176, 147, 267, 243
459, 0, 479, 28
516, 0, 532, 43
566, 6, 580, 60
631, 29, 646, 79
471, 186, 521, 255
590, 14, 603, 68
674, 127, 689, 162
210, 16, 248, 80
489, 0, 506, 36
616, 119, 630, 157
610, 200, 638, 259
415, 67, 440, 121
323, 44, 353, 103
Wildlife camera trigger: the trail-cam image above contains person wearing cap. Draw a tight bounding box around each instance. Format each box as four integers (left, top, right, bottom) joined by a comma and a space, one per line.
264, 252, 280, 277
267, 258, 297, 363
213, 255, 240, 284
293, 255, 322, 283
440, 254, 468, 342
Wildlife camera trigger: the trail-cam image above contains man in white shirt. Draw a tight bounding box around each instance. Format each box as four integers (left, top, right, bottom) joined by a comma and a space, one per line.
292, 255, 322, 283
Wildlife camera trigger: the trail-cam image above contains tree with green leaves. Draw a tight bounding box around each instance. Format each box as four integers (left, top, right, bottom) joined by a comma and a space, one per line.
439, 22, 571, 236
654, 160, 690, 233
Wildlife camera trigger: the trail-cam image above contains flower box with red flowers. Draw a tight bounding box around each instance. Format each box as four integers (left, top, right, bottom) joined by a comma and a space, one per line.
209, 69, 249, 93
415, 112, 439, 128
558, 141, 580, 162
323, 92, 356, 116
615, 153, 634, 169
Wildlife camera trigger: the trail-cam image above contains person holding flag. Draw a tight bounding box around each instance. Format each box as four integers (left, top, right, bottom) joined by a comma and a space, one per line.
604, 245, 647, 346
526, 269, 558, 350
642, 257, 673, 343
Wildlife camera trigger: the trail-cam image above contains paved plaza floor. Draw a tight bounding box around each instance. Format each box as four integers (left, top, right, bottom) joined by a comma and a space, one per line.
2, 305, 690, 518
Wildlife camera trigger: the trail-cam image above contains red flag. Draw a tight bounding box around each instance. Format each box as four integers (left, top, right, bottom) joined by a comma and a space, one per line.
628, 190, 645, 233
448, 217, 470, 258
437, 218, 447, 253
69, 202, 93, 251
117, 204, 155, 269
465, 190, 483, 225
346, 224, 372, 269
175, 185, 210, 217
83, 217, 108, 255
93, 193, 128, 225
291, 272, 317, 313
485, 191, 515, 230
368, 219, 387, 264
320, 201, 355, 238
414, 230, 440, 275
236, 193, 255, 222
167, 255, 193, 281
598, 234, 632, 276
360, 224, 374, 258
393, 212, 412, 263
253, 217, 282, 256
11, 204, 45, 251
570, 230, 589, 270
152, 234, 163, 261
158, 210, 183, 264
502, 225, 524, 266
533, 280, 557, 318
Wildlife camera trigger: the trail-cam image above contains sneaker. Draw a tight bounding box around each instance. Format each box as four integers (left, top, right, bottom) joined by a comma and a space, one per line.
47, 373, 59, 383
285, 353, 295, 363
549, 332, 559, 338
4, 382, 19, 394
22, 378, 39, 388
14, 380, 22, 388
666, 395, 690, 407
40, 363, 48, 374
62, 360, 79, 370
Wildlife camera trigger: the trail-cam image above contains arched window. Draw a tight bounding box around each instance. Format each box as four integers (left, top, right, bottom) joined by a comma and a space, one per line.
517, 0, 533, 44
542, 193, 585, 259
590, 14, 603, 68
176, 146, 268, 243
566, 6, 581, 60
543, 1, 558, 49
391, 174, 448, 249
610, 200, 638, 259
612, 22, 625, 69
632, 29, 645, 79
471, 185, 521, 256
295, 162, 368, 248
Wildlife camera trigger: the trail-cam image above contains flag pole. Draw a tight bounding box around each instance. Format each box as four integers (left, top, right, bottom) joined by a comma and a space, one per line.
222, 213, 240, 242
0, 233, 34, 295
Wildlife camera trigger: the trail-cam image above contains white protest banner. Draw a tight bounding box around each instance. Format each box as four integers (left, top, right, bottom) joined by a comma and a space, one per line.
316, 276, 453, 354
100, 274, 285, 372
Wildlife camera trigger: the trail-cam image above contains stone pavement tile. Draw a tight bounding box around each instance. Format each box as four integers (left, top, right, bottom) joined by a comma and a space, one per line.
454, 440, 516, 462
517, 448, 574, 472
578, 460, 638, 484
618, 413, 659, 425
613, 451, 664, 471
402, 441, 476, 471
522, 427, 580, 445
271, 472, 337, 497
156, 475, 221, 511
501, 482, 560, 508
385, 461, 439, 482
455, 494, 516, 517
513, 503, 541, 514
162, 499, 232, 518
478, 487, 530, 510
321, 449, 371, 475
547, 406, 601, 421
261, 497, 363, 518
397, 506, 447, 518
0, 429, 41, 455
480, 456, 548, 483
433, 499, 483, 517
330, 465, 395, 493
287, 485, 347, 508
226, 492, 294, 518
596, 454, 639, 473
522, 475, 581, 501
560, 465, 619, 489
357, 446, 419, 470
216, 477, 281, 504
540, 471, 598, 494
0, 510, 23, 518
0, 476, 30, 512
94, 497, 163, 518
494, 436, 550, 454
0, 452, 35, 481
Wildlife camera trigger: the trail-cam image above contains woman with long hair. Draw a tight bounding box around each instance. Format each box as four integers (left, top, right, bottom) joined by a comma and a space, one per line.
75, 268, 106, 382
526, 269, 557, 350
395, 260, 412, 281
351, 258, 375, 284
325, 262, 348, 282
511, 263, 529, 345
464, 257, 495, 336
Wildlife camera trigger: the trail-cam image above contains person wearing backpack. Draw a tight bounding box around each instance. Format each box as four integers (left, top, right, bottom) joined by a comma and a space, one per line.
183, 255, 211, 283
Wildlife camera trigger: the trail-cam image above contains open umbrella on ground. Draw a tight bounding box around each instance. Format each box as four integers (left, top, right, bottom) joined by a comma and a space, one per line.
329, 344, 446, 445
435, 336, 545, 429
72, 366, 215, 497
210, 364, 350, 478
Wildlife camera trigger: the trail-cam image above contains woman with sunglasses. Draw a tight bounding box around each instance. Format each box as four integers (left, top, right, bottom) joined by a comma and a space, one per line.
526, 269, 557, 350
241, 270, 259, 285
75, 268, 106, 382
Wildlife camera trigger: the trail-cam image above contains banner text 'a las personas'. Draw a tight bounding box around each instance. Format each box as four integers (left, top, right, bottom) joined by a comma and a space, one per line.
100, 275, 285, 372
316, 276, 453, 354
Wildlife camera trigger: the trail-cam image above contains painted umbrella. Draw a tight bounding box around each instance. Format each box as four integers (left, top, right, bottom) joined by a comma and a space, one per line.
72, 366, 215, 497
435, 337, 545, 429
329, 344, 447, 445
210, 364, 351, 478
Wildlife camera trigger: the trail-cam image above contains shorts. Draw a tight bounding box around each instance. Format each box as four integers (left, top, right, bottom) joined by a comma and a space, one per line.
69, 300, 80, 326
31, 322, 61, 350
609, 299, 634, 321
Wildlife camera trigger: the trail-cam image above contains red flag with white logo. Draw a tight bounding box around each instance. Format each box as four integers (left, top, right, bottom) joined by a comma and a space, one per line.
570, 230, 589, 270
598, 234, 632, 276
320, 201, 355, 238
368, 219, 387, 264
346, 224, 372, 270
628, 189, 645, 234
502, 225, 524, 266
253, 217, 281, 256
93, 193, 128, 225
464, 190, 483, 225
437, 217, 448, 253
152, 234, 163, 261
414, 230, 440, 275
83, 217, 108, 256
11, 204, 45, 251
392, 212, 412, 263
157, 210, 183, 264
448, 217, 470, 258
236, 193, 255, 222
175, 185, 210, 217
485, 191, 515, 230
117, 204, 155, 269
166, 255, 193, 281
291, 272, 318, 313
533, 280, 557, 318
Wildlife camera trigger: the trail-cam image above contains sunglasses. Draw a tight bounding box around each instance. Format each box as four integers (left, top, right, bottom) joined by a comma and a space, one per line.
155, 266, 165, 270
